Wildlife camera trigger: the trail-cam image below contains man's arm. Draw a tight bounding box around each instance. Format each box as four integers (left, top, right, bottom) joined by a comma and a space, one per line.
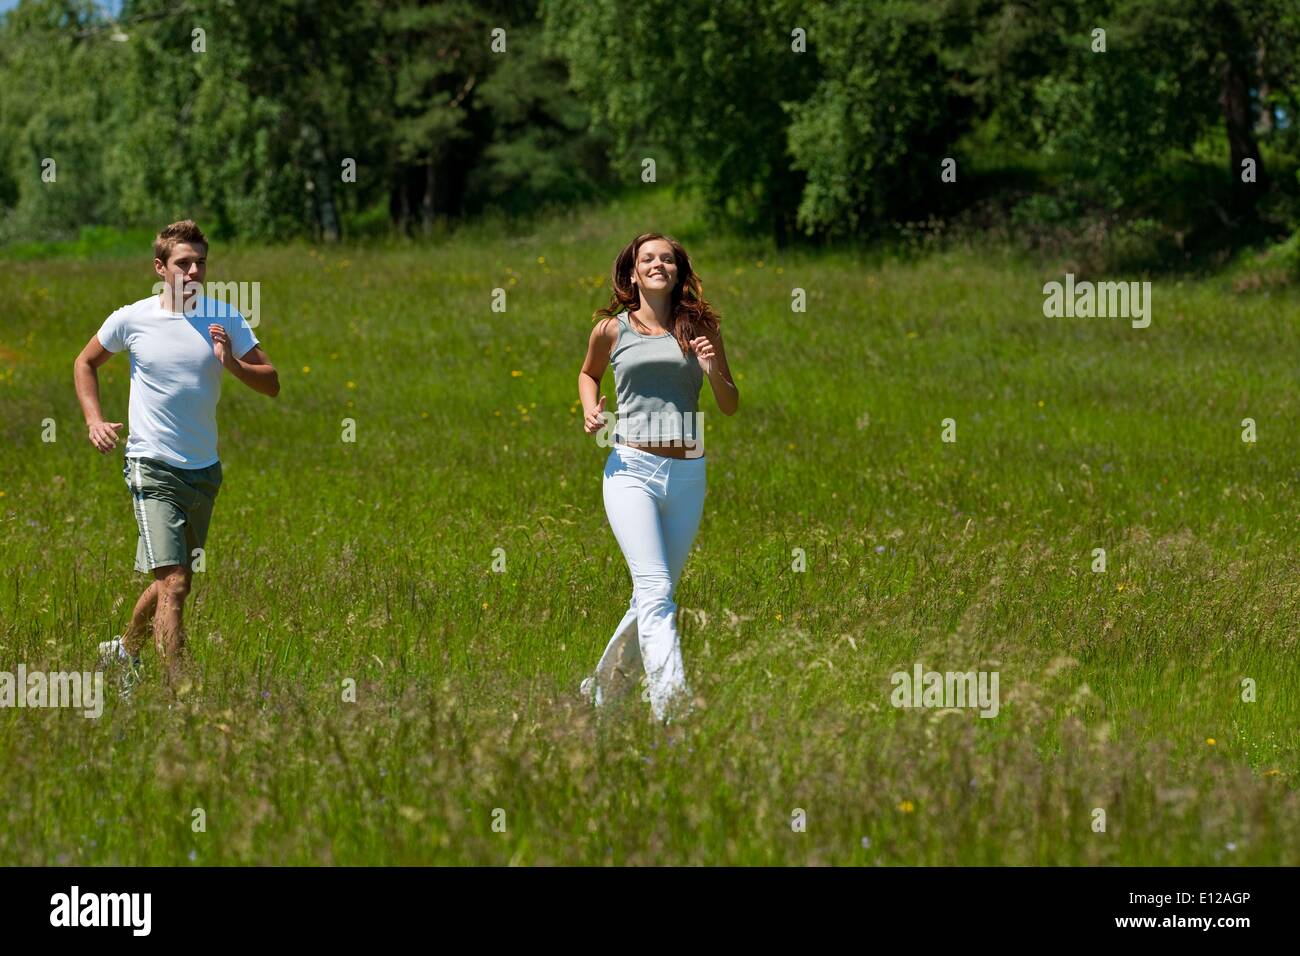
208, 326, 280, 398
73, 335, 125, 454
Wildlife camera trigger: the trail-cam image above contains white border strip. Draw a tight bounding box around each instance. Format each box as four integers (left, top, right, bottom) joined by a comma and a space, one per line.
131, 459, 155, 568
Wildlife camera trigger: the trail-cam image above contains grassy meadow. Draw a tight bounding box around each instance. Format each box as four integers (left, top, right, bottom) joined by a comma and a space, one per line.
0, 189, 1297, 864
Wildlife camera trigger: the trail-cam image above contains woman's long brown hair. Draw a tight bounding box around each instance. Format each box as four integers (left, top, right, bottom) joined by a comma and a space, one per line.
593, 232, 721, 355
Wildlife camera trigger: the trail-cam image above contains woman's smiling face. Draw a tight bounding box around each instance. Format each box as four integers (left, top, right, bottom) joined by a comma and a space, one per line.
634, 240, 678, 292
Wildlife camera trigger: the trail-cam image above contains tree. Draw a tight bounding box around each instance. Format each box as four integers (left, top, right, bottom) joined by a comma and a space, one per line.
542, 0, 819, 245
783, 0, 967, 238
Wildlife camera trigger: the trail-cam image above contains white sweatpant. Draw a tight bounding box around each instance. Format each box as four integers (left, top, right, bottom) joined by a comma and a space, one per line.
594, 442, 707, 720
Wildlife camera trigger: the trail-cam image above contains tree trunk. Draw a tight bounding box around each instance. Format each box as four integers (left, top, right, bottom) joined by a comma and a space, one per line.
1212, 2, 1264, 214
1258, 42, 1274, 133
316, 171, 340, 243
772, 207, 788, 248
398, 173, 411, 236
305, 124, 340, 242
421, 160, 435, 236
390, 179, 407, 235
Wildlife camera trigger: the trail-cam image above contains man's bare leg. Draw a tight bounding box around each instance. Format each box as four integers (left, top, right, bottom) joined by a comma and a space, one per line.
121, 580, 159, 657
153, 564, 192, 685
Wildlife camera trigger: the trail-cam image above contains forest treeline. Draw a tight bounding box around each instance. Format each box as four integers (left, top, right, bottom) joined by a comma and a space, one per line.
2, 0, 1299, 267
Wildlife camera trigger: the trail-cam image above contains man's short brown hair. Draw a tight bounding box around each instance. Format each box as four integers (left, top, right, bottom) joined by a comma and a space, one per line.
154, 220, 208, 265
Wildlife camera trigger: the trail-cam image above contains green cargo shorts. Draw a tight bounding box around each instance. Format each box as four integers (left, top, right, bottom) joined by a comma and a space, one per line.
122, 456, 223, 573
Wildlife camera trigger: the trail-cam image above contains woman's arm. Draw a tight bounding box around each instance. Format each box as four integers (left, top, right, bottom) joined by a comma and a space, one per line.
692, 329, 739, 416
579, 317, 618, 433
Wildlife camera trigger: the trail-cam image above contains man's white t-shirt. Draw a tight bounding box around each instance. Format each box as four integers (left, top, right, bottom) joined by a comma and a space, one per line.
97, 294, 259, 468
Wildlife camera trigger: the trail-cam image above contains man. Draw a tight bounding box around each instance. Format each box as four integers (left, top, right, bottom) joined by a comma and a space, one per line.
73, 220, 279, 688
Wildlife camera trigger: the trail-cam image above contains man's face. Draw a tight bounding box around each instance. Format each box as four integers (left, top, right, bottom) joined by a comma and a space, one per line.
634, 240, 678, 293
155, 242, 207, 302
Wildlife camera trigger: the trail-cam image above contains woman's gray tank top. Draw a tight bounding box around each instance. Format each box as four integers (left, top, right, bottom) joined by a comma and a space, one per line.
609, 310, 704, 443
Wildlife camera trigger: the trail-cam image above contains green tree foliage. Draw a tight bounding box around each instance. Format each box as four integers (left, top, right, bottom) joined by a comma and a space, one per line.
467, 19, 609, 218
945, 0, 1300, 216
0, 0, 608, 242
2, 0, 1299, 249
1028, 3, 1219, 210
0, 0, 124, 241
107, 0, 396, 241
783, 0, 964, 238
541, 0, 819, 243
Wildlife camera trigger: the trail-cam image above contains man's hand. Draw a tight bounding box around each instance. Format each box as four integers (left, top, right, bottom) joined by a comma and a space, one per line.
211, 337, 279, 398
208, 324, 240, 371
87, 420, 123, 454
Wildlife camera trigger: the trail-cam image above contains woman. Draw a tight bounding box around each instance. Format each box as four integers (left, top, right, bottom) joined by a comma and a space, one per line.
576, 233, 739, 722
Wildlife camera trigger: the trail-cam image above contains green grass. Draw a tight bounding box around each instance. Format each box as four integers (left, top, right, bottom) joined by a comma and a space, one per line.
0, 224, 162, 263
1, 189, 1297, 864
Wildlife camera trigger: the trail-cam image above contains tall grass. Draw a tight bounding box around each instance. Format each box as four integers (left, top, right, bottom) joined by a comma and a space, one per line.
0, 190, 1296, 863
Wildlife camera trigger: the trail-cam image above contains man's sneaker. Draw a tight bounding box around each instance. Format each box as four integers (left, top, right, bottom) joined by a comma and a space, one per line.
579, 675, 596, 705
118, 657, 144, 700
98, 637, 134, 667
99, 637, 142, 698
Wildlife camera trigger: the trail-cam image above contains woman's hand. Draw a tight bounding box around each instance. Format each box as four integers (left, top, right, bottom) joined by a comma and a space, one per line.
690, 334, 716, 376
583, 394, 608, 434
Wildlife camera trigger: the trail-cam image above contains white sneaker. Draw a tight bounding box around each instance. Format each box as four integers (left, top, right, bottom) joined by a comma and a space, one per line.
661, 691, 696, 726
579, 676, 596, 704
118, 657, 144, 700
98, 637, 140, 667
98, 637, 127, 665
